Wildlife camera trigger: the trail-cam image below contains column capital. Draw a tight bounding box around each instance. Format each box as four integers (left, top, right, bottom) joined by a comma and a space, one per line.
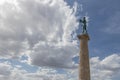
77, 34, 90, 40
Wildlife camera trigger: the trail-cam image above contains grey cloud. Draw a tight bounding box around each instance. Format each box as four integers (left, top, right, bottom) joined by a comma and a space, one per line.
30, 43, 78, 68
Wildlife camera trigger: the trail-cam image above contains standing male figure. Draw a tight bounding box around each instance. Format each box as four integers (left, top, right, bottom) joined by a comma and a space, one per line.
79, 17, 87, 34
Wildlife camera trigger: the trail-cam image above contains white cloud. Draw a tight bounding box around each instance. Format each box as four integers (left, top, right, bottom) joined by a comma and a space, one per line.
0, 61, 78, 80
0, 62, 12, 77
1, 0, 119, 79
0, 54, 120, 80
90, 54, 120, 80
0, 0, 79, 68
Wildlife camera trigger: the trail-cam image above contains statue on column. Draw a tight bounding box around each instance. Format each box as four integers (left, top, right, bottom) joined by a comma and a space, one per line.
79, 17, 88, 34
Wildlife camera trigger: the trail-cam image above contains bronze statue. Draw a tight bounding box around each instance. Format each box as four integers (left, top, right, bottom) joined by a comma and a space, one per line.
79, 17, 88, 34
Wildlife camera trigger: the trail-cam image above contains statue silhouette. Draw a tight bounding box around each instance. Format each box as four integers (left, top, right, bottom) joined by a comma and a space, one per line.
79, 17, 87, 34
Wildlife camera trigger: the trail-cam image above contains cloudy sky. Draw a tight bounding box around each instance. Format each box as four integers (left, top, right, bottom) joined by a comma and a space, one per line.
0, 0, 120, 80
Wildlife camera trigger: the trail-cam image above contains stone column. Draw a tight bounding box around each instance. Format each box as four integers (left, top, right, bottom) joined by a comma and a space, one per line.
77, 34, 90, 80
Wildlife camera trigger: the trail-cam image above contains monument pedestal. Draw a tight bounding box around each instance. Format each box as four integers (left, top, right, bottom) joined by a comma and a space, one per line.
77, 34, 90, 80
